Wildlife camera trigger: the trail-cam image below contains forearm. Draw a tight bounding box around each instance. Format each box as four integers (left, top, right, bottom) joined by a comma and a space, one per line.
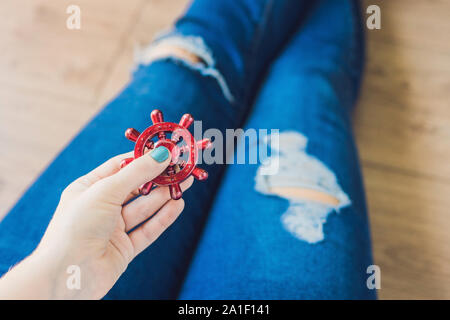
0, 249, 95, 300
0, 251, 60, 299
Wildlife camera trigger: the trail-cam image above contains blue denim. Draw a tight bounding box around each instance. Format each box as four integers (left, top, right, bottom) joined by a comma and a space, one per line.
179, 0, 374, 300
0, 0, 374, 299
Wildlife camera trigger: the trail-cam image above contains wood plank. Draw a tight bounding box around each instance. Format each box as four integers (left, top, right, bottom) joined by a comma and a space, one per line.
0, 86, 97, 216
96, 0, 189, 106
0, 0, 141, 102
362, 164, 450, 299
358, 0, 450, 299
0, 0, 143, 216
356, 0, 450, 179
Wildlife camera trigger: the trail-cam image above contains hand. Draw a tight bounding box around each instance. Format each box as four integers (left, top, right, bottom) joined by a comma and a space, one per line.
0, 146, 193, 299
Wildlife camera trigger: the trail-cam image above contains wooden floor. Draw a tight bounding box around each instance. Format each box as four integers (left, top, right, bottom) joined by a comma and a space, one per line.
1, 0, 449, 299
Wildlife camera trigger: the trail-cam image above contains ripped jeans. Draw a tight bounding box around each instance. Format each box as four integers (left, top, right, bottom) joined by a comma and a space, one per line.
0, 0, 376, 299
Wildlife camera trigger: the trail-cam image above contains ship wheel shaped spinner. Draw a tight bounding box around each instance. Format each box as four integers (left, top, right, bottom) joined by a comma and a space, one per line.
120, 109, 212, 200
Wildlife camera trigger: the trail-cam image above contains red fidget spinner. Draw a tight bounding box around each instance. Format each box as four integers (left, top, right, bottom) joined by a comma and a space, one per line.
120, 109, 211, 200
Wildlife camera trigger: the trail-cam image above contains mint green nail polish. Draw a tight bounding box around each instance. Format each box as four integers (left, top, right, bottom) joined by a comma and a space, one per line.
150, 146, 169, 162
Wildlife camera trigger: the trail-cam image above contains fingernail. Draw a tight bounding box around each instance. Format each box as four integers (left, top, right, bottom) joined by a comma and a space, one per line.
149, 146, 170, 163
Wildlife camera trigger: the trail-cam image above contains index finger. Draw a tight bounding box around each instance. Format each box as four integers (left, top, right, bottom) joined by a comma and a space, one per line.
64, 151, 134, 197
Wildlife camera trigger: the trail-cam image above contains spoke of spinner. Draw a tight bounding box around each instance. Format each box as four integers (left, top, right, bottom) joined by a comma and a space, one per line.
196, 138, 212, 150
178, 138, 212, 156
139, 181, 153, 195
166, 165, 183, 200
125, 128, 154, 149
192, 167, 208, 180
151, 109, 166, 140
120, 157, 133, 169
172, 113, 194, 143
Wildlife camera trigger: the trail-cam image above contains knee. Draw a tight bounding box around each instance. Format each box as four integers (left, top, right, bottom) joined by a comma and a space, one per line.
255, 131, 351, 243
137, 42, 206, 66
135, 34, 234, 103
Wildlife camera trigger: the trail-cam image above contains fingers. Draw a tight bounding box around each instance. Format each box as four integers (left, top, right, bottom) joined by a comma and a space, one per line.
123, 188, 141, 205
129, 199, 185, 257
89, 146, 171, 204
63, 151, 134, 198
122, 176, 194, 232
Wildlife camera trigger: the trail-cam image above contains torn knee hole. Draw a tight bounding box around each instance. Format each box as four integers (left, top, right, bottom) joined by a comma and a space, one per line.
135, 34, 235, 103
255, 132, 352, 243
140, 43, 206, 66
268, 186, 340, 206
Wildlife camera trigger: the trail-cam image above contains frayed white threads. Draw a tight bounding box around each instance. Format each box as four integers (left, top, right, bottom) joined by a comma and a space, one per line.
255, 131, 351, 243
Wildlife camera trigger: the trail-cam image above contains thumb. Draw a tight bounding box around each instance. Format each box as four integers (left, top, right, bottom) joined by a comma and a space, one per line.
92, 146, 171, 203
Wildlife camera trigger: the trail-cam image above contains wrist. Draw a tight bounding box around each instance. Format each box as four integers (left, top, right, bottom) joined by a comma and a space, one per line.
31, 245, 96, 300
0, 251, 55, 299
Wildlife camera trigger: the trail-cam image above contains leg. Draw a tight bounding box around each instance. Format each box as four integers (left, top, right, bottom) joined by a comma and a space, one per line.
148, 0, 313, 106
0, 0, 313, 299
179, 0, 375, 299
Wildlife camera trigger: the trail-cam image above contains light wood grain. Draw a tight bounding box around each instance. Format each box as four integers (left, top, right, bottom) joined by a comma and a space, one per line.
0, 0, 449, 299
355, 0, 450, 299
